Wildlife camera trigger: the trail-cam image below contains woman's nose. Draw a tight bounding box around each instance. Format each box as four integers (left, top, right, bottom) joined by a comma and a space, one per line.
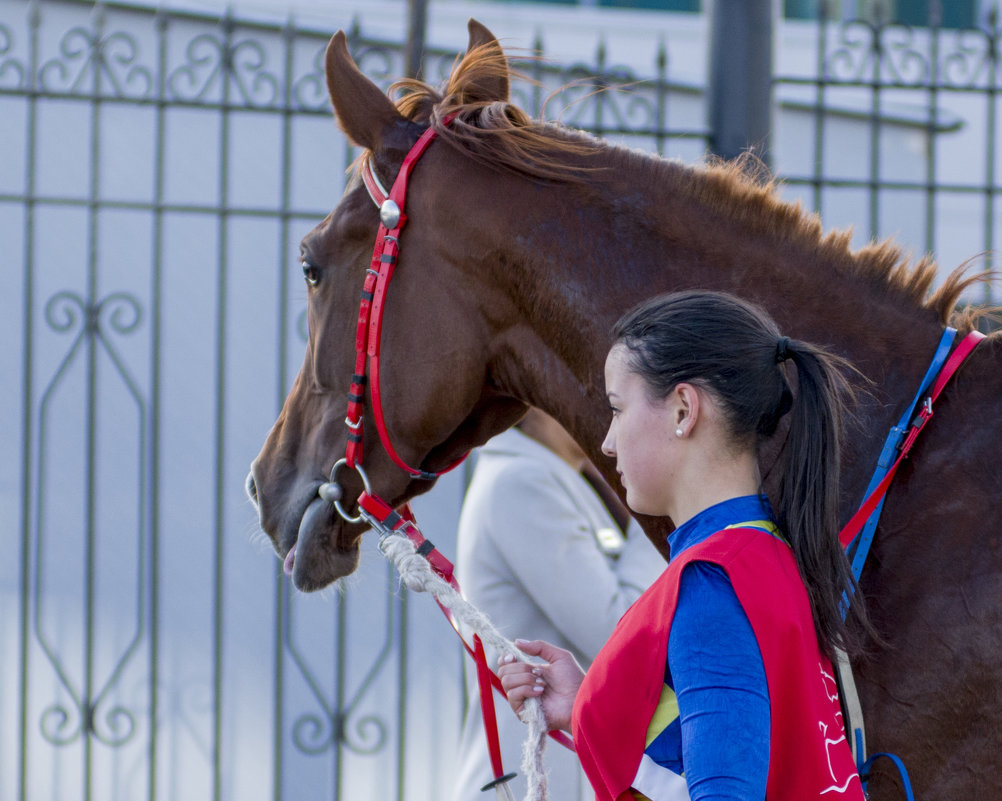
601, 431, 615, 458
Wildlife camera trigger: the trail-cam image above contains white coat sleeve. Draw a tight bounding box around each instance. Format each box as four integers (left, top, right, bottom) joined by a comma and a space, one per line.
617, 518, 668, 596
481, 461, 662, 662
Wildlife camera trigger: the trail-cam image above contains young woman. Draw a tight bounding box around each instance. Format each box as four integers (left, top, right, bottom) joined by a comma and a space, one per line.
498, 291, 872, 801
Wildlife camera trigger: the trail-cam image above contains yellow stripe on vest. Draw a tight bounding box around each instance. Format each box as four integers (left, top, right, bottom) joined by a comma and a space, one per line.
725, 519, 788, 545
724, 519, 780, 536
644, 683, 680, 748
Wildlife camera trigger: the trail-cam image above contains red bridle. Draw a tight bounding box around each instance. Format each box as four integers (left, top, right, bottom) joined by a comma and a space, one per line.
320, 118, 469, 526
317, 120, 571, 794
345, 121, 467, 481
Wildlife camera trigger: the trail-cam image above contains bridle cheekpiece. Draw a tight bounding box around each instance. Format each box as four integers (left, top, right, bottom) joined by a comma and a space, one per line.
318, 119, 467, 529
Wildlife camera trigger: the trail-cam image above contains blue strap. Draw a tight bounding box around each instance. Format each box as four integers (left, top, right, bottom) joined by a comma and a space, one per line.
840, 331, 957, 799
846, 326, 957, 583
860, 751, 917, 801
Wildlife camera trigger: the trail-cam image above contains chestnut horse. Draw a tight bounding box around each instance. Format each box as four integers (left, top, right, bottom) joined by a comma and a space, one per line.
248, 20, 1001, 799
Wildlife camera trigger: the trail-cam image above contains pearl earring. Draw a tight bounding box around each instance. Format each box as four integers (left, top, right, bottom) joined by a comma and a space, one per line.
675, 428, 683, 437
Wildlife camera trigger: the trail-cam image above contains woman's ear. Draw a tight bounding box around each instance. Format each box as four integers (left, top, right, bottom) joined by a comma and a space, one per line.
673, 383, 701, 435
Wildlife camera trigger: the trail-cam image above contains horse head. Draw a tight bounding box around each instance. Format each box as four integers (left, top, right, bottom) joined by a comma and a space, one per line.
248, 21, 531, 590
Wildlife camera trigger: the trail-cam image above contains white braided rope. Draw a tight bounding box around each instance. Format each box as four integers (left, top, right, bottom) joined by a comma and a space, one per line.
378, 531, 550, 801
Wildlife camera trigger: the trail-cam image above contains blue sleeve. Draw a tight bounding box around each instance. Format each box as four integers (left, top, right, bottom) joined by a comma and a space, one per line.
667, 562, 770, 801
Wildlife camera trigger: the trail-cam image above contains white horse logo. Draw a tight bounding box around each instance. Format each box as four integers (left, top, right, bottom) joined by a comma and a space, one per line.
817, 663, 861, 796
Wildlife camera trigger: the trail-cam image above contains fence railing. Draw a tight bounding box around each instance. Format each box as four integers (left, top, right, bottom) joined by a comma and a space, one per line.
0, 3, 702, 801
2, 2, 998, 801
773, 5, 1001, 306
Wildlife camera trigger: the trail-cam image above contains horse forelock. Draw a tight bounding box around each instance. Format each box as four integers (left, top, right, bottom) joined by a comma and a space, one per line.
366, 42, 600, 183
362, 42, 990, 329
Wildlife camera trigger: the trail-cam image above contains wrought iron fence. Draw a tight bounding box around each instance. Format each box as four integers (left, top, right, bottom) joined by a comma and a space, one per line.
0, 3, 702, 801
3, 1, 1000, 800
773, 2, 1001, 307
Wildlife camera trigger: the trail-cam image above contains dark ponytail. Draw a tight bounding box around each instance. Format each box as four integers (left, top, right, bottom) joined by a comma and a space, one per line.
773, 338, 874, 658
613, 290, 873, 659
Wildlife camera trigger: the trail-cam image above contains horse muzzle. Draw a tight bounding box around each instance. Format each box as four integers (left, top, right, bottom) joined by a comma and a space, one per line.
287, 495, 362, 590
246, 460, 368, 591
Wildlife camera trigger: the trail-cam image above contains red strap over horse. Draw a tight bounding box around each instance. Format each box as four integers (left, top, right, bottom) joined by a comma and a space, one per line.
838, 329, 985, 548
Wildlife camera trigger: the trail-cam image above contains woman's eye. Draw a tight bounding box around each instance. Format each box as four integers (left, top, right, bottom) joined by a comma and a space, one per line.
302, 260, 320, 287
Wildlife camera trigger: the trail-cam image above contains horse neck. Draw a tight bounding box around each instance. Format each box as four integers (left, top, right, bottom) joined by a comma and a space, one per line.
484, 154, 953, 494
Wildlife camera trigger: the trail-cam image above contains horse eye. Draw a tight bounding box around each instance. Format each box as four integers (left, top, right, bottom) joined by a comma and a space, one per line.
301, 260, 320, 287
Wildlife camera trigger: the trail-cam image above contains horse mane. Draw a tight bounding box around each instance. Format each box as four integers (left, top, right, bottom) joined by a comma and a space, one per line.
378, 42, 988, 330
672, 156, 990, 331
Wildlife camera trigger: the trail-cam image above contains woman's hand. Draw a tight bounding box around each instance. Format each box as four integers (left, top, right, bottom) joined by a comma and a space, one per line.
497, 639, 586, 733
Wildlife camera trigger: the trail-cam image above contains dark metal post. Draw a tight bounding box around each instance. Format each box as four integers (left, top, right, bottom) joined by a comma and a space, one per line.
707, 0, 774, 164
405, 0, 429, 79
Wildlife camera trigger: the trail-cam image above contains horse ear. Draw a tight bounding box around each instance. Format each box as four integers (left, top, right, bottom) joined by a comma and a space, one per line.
464, 18, 510, 103
324, 31, 405, 151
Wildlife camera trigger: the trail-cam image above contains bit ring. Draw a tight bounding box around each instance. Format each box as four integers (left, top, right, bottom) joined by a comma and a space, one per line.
325, 458, 372, 524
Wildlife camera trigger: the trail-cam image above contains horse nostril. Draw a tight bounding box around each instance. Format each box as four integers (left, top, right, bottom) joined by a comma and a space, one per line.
245, 471, 258, 505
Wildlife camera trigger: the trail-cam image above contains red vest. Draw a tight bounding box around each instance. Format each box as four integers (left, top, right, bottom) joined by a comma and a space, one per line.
571, 527, 864, 801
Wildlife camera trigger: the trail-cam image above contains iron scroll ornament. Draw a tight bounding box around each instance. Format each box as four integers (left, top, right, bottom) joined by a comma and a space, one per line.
35, 291, 147, 748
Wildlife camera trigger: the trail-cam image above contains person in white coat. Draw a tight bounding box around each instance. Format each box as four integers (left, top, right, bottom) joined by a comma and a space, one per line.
449, 408, 663, 801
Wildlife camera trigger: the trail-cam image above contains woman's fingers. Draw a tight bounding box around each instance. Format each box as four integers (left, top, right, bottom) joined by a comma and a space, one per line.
513, 638, 560, 662
497, 655, 545, 711
497, 640, 583, 731
498, 664, 544, 692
